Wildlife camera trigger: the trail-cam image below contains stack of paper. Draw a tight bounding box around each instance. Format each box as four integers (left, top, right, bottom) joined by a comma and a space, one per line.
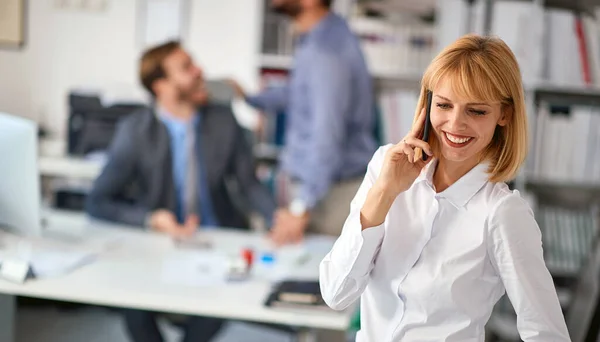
29, 249, 96, 278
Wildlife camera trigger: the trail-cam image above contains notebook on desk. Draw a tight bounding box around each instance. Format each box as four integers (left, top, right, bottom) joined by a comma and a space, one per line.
265, 280, 332, 312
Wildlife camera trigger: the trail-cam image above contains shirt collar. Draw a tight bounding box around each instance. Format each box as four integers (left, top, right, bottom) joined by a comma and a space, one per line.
415, 159, 490, 208
155, 106, 200, 130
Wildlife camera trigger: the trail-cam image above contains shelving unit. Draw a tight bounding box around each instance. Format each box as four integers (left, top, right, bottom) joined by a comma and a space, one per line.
514, 0, 598, 14
521, 83, 600, 193
258, 53, 293, 70
483, 1, 600, 341
525, 178, 600, 207
532, 83, 600, 107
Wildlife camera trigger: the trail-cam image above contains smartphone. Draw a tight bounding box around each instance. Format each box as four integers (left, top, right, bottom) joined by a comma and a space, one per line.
420, 90, 433, 161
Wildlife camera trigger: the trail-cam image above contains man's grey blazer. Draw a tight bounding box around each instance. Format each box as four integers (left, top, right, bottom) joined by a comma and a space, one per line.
85, 103, 276, 229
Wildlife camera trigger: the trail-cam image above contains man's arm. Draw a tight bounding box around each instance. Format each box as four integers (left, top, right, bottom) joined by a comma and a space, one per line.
229, 79, 289, 113
299, 51, 352, 209
85, 118, 149, 227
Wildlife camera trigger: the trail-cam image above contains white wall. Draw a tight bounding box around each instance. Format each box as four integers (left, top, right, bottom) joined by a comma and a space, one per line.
187, 0, 263, 129
0, 0, 262, 139
0, 1, 139, 137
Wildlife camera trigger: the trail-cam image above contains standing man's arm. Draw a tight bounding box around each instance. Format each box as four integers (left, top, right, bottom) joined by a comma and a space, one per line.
270, 51, 351, 245
229, 79, 289, 113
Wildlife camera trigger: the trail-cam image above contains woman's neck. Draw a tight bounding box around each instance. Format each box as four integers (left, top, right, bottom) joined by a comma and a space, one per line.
433, 157, 479, 192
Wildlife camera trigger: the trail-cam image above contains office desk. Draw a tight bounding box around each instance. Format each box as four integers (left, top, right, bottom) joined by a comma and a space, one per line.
0, 211, 353, 342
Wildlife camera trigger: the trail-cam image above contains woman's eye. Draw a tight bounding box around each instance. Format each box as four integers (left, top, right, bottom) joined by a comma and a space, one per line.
469, 109, 487, 116
436, 103, 451, 109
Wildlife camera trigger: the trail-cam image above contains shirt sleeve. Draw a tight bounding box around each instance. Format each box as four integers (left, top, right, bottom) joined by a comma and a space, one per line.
245, 84, 289, 114
488, 192, 571, 342
319, 146, 387, 311
299, 50, 352, 208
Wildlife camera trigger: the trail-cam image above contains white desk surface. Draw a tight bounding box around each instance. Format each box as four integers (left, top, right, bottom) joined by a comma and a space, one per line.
0, 211, 353, 331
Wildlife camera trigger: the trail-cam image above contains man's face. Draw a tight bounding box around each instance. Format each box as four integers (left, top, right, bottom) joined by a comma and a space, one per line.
271, 0, 303, 17
160, 48, 208, 105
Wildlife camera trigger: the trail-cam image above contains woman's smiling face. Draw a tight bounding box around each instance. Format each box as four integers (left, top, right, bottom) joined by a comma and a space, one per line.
430, 78, 507, 167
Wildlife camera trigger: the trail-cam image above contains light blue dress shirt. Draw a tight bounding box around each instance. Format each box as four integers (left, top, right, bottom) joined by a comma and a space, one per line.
158, 110, 219, 226
246, 13, 377, 208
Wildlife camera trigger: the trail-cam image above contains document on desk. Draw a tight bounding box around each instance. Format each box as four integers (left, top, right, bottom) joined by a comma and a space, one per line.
29, 250, 97, 278
161, 250, 228, 287
0, 234, 100, 279
0, 249, 96, 279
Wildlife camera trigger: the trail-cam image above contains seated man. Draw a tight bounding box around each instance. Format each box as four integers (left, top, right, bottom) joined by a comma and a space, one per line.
85, 41, 276, 342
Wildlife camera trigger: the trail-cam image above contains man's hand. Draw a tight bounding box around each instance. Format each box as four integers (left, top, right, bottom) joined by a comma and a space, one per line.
269, 208, 310, 246
149, 210, 198, 238
226, 79, 246, 98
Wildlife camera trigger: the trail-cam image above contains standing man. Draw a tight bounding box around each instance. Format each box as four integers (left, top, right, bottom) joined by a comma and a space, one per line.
231, 0, 376, 245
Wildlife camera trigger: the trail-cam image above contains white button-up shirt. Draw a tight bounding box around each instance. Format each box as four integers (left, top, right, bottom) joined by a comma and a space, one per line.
319, 146, 570, 342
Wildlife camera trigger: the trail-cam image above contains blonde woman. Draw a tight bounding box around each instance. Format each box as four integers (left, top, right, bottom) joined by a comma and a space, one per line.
319, 34, 570, 341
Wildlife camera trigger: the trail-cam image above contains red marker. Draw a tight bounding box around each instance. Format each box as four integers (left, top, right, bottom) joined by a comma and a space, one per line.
241, 248, 254, 269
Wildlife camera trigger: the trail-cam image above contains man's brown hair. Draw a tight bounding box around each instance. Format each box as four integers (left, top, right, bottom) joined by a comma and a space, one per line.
321, 0, 333, 8
139, 40, 181, 97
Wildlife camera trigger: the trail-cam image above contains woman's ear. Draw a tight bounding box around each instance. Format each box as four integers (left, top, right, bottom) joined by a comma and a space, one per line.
498, 105, 512, 127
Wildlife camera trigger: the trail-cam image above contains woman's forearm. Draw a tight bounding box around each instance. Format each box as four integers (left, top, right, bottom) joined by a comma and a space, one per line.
360, 183, 397, 230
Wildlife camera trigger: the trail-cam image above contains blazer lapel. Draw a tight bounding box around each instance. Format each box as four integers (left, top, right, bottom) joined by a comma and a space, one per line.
199, 107, 219, 186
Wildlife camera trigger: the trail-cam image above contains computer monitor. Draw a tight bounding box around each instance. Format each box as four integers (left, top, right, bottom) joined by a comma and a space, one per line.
0, 112, 41, 237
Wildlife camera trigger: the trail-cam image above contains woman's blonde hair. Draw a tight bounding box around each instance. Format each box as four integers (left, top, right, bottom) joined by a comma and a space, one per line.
415, 34, 528, 183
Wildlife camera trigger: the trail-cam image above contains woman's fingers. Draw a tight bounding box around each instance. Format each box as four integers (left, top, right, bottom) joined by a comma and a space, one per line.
401, 142, 415, 163
404, 136, 433, 157
390, 130, 435, 164
388, 140, 407, 157
415, 152, 434, 169
411, 108, 427, 137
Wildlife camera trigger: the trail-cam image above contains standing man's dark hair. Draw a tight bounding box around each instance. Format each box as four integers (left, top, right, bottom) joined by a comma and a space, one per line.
272, 0, 333, 17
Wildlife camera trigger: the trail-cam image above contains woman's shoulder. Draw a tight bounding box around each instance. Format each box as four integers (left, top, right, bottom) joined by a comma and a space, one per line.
480, 182, 531, 215
480, 182, 537, 238
480, 182, 533, 217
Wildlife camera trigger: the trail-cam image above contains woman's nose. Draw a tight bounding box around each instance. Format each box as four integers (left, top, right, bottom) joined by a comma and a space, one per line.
447, 109, 468, 130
